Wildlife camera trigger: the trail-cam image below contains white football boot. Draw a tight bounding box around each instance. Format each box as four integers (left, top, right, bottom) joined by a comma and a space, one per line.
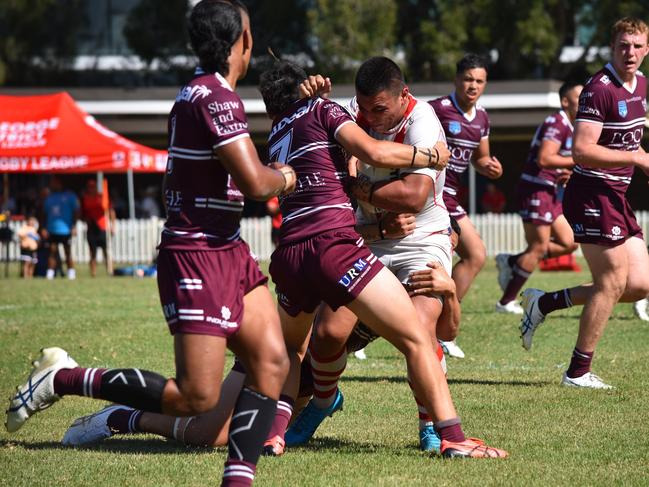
633, 298, 649, 322
561, 371, 613, 390
519, 288, 546, 350
495, 253, 513, 291
495, 300, 524, 315
439, 340, 465, 359
6, 347, 78, 432
63, 405, 133, 446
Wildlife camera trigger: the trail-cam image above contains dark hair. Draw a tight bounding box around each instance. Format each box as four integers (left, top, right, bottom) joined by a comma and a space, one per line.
188, 0, 248, 76
449, 216, 461, 237
558, 80, 582, 100
456, 53, 488, 76
355, 57, 405, 97
259, 61, 308, 117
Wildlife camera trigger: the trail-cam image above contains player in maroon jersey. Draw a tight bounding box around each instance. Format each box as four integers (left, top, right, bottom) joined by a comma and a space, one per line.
519, 18, 649, 389
7, 3, 296, 485
496, 82, 582, 311
429, 54, 503, 358
271, 58, 506, 457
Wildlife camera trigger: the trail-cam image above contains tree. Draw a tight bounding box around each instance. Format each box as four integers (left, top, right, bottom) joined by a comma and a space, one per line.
397, 0, 649, 82
307, 0, 399, 82
0, 0, 85, 85
122, 0, 190, 69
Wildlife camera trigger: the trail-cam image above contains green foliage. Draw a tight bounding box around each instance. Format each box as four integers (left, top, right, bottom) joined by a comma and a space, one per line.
307, 0, 398, 82
122, 0, 190, 67
1, 262, 649, 485
0, 0, 85, 85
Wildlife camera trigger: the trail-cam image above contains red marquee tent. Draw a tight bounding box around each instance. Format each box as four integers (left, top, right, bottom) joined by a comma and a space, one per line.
0, 92, 167, 173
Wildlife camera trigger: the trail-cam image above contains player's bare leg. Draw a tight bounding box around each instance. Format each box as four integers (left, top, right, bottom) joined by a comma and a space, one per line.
452, 217, 486, 301
261, 307, 314, 455
547, 215, 578, 257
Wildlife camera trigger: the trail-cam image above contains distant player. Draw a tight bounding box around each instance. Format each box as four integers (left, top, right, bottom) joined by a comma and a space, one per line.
496, 82, 582, 310
429, 53, 503, 358
519, 17, 649, 389
7, 3, 295, 486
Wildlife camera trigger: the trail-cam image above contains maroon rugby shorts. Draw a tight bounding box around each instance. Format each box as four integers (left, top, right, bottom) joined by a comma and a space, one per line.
442, 191, 467, 220
270, 228, 383, 316
157, 240, 268, 337
517, 181, 562, 225
563, 184, 642, 247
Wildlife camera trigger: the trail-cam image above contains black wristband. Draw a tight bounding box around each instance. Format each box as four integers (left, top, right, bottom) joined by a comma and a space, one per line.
378, 219, 385, 239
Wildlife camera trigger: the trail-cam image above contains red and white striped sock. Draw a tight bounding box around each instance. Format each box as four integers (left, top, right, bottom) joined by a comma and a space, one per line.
310, 347, 347, 409
408, 342, 445, 430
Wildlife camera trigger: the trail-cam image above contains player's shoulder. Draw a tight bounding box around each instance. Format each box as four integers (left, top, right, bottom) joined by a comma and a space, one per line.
175, 72, 243, 112
429, 95, 452, 109
412, 97, 438, 118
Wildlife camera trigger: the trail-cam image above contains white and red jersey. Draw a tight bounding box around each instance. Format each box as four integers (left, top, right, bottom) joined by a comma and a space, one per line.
573, 62, 646, 193
161, 69, 249, 250
429, 93, 490, 197
346, 95, 450, 246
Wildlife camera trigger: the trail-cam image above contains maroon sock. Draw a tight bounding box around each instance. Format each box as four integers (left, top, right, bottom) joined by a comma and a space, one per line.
566, 347, 593, 379
435, 417, 466, 443
500, 264, 531, 304
538, 289, 573, 315
266, 394, 294, 440
105, 408, 142, 435
507, 253, 523, 267
222, 460, 256, 487
54, 367, 105, 397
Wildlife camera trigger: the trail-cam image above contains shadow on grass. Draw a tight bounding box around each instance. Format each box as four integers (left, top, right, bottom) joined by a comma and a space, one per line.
343, 375, 551, 387
0, 438, 217, 455
289, 436, 422, 456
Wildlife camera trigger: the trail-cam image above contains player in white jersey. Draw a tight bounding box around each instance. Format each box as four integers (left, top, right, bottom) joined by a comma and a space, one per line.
288, 58, 507, 456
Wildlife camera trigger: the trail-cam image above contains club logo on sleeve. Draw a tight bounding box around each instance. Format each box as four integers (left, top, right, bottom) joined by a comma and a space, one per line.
618, 100, 628, 118
448, 121, 462, 135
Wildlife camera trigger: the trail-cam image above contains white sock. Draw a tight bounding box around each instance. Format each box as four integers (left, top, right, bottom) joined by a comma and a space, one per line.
46, 269, 55, 280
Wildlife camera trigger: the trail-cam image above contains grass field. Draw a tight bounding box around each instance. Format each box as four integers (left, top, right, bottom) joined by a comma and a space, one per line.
1, 261, 648, 486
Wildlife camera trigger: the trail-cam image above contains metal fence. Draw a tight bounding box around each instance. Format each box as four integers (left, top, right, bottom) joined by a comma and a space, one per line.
3, 212, 648, 264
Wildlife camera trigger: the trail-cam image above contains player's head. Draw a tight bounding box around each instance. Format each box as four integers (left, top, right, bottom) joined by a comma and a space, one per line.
49, 175, 63, 192
188, 0, 251, 79
609, 17, 649, 80
354, 57, 410, 133
27, 216, 38, 228
454, 53, 488, 108
558, 81, 583, 122
259, 61, 307, 118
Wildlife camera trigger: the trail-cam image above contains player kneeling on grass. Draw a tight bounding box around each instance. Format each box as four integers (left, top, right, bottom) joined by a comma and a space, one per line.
58, 233, 458, 452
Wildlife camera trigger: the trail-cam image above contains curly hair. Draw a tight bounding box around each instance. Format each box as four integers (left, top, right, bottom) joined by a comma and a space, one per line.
188, 0, 248, 76
259, 61, 308, 117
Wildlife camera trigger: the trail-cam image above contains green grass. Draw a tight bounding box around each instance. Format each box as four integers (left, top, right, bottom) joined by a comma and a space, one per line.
1, 261, 648, 486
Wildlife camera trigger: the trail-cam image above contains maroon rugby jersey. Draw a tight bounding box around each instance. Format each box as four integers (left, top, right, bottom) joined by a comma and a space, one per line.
266, 97, 356, 245
429, 94, 490, 197
521, 110, 574, 187
573, 63, 647, 192
161, 69, 249, 250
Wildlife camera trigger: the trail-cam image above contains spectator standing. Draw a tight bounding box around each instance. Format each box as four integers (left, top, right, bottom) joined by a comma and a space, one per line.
81, 179, 115, 277
43, 176, 79, 280
18, 216, 40, 278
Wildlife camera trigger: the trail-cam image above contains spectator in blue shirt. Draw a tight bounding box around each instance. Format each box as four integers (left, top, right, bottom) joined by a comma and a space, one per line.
43, 176, 80, 280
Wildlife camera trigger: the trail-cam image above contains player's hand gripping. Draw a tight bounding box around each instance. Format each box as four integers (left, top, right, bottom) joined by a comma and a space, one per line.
379, 212, 416, 239
406, 261, 457, 297
299, 75, 332, 99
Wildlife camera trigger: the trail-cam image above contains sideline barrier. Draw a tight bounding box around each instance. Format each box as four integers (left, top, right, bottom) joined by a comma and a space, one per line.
3, 212, 648, 264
